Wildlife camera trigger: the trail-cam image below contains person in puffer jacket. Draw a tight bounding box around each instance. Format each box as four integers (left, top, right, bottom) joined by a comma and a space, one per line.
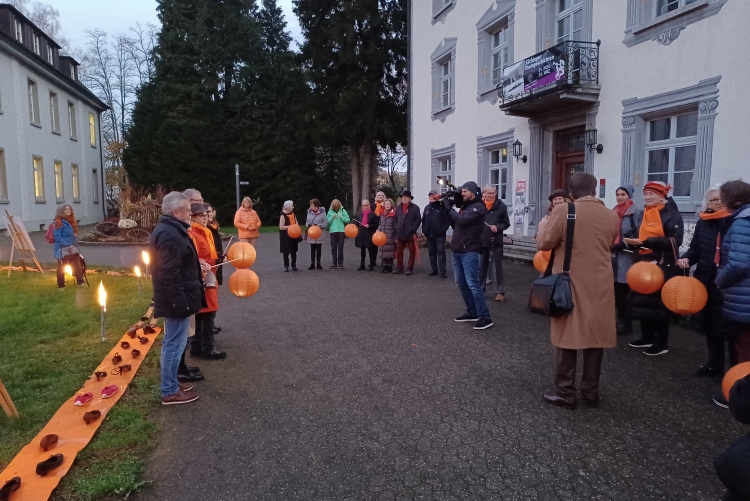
716, 180, 750, 365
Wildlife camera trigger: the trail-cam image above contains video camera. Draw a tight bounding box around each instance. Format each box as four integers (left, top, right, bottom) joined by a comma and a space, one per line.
436, 177, 464, 208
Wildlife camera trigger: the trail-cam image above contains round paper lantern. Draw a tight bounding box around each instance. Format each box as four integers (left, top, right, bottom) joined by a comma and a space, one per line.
287, 224, 302, 239
308, 225, 322, 240
229, 269, 260, 298
723, 362, 750, 401
372, 231, 387, 247
226, 242, 256, 269
345, 224, 359, 238
661, 276, 708, 315
533, 251, 551, 273
626, 262, 665, 295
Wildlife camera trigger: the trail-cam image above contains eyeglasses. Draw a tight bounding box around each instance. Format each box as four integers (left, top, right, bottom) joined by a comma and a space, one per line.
709, 198, 721, 203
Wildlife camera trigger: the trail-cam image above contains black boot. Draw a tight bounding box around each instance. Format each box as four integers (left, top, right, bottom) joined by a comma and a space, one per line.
308, 263, 315, 270
316, 262, 323, 269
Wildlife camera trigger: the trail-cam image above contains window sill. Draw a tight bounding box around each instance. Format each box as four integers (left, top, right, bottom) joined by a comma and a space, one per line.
0, 198, 9, 204
52, 130, 61, 136
56, 198, 65, 204
432, 1, 454, 19
73, 198, 81, 203
70, 137, 77, 142
30, 121, 42, 129
35, 199, 46, 204
477, 87, 502, 105
90, 144, 97, 149
623, 0, 727, 47
431, 106, 456, 123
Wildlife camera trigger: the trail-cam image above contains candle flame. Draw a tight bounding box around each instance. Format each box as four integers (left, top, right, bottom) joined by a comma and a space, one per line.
141, 251, 150, 265
98, 281, 107, 309
64, 265, 72, 276
134, 266, 142, 277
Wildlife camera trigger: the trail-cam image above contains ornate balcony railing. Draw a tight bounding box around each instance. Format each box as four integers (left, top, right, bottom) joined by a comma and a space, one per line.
498, 40, 600, 107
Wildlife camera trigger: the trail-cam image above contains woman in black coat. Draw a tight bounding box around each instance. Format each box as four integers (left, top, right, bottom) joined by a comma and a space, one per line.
677, 187, 733, 376
279, 200, 301, 271
628, 182, 684, 356
354, 199, 380, 271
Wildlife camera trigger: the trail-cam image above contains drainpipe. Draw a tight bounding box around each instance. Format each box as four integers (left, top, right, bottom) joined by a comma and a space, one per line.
98, 111, 106, 221
406, 0, 412, 191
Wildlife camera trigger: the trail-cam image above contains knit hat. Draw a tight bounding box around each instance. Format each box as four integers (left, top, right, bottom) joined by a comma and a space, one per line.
617, 184, 635, 199
461, 181, 481, 197
548, 189, 570, 202
643, 181, 671, 199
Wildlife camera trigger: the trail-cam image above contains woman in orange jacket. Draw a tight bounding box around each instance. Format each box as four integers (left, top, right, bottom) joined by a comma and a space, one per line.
234, 197, 262, 245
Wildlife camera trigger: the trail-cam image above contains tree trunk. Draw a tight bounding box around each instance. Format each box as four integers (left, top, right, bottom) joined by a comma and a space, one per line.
350, 144, 361, 213
361, 140, 373, 204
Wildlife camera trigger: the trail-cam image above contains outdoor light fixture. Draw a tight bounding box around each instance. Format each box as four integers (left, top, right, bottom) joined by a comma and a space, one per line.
586, 128, 604, 154
512, 139, 527, 163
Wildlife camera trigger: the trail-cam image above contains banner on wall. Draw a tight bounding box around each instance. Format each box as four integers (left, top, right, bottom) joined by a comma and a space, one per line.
502, 43, 567, 101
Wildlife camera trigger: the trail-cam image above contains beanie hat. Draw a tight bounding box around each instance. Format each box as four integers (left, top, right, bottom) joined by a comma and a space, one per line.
643, 181, 671, 199
461, 181, 481, 197
617, 184, 635, 199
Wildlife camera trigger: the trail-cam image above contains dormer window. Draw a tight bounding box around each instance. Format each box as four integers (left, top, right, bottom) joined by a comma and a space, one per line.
33, 34, 41, 55
47, 47, 54, 65
14, 20, 23, 42
70, 66, 75, 79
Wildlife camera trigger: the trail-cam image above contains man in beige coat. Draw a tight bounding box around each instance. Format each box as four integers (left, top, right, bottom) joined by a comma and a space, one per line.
536, 173, 618, 410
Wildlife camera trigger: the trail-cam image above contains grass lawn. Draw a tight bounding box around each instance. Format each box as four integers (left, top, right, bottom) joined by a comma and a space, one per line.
219, 224, 305, 236
0, 270, 161, 500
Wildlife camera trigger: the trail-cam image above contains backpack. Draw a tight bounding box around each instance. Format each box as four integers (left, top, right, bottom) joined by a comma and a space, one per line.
45, 222, 55, 244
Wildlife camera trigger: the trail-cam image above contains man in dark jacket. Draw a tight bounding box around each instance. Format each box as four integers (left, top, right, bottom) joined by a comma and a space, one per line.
479, 185, 511, 301
422, 190, 450, 278
444, 181, 493, 330
150, 191, 206, 405
394, 190, 421, 275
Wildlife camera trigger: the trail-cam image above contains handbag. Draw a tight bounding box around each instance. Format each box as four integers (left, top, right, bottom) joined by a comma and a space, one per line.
527, 203, 576, 317
60, 244, 79, 258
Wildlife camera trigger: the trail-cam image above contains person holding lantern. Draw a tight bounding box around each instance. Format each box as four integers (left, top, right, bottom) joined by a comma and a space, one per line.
354, 199, 380, 271
188, 203, 226, 360
394, 190, 421, 275
378, 199, 397, 273
327, 199, 350, 269
53, 204, 85, 288
675, 187, 733, 377
279, 200, 302, 271
306, 198, 328, 270
611, 185, 641, 335
627, 181, 684, 356
234, 197, 262, 246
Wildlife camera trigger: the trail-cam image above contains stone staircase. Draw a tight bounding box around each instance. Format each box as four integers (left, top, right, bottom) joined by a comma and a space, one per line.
503, 236, 537, 262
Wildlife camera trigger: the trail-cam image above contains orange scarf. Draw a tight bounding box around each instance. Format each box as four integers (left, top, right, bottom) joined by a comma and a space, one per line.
191, 223, 218, 260
375, 202, 383, 216
638, 204, 665, 254
485, 201, 493, 211
55, 214, 78, 235
286, 212, 297, 225
699, 209, 730, 220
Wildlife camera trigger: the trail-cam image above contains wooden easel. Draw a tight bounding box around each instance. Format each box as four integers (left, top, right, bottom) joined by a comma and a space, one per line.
4, 210, 44, 277
0, 379, 19, 418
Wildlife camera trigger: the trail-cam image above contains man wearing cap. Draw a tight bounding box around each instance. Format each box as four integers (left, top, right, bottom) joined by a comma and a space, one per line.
444, 181, 493, 330
394, 190, 421, 275
422, 190, 450, 277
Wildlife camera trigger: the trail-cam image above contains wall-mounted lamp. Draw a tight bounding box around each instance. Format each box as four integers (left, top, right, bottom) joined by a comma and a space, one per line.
585, 128, 604, 154
512, 139, 527, 163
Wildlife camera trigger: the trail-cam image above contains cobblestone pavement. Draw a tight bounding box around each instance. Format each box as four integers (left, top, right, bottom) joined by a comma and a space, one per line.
116, 235, 741, 500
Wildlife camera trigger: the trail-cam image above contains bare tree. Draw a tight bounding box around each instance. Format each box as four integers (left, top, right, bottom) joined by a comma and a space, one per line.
126, 22, 158, 86
81, 29, 120, 144
378, 144, 407, 192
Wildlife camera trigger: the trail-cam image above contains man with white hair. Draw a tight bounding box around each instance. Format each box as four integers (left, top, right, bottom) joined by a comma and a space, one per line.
183, 188, 203, 204
150, 191, 207, 405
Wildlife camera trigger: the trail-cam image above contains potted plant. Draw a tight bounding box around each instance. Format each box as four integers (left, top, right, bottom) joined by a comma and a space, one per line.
118, 219, 137, 238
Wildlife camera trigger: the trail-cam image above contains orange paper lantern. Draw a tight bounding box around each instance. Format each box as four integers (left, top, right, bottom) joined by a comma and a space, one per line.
226, 242, 256, 269
308, 225, 322, 240
626, 262, 665, 295
345, 224, 359, 238
723, 362, 750, 401
229, 269, 260, 298
661, 276, 708, 315
533, 251, 551, 273
287, 224, 302, 239
372, 231, 387, 247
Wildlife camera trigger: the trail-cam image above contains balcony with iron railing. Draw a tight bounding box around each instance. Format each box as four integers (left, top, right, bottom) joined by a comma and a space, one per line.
498, 40, 600, 117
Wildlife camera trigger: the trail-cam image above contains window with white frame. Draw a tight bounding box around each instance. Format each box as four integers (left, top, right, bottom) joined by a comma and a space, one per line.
438, 157, 452, 194
489, 148, 509, 200
14, 20, 23, 42
556, 0, 584, 43
47, 46, 54, 65
68, 101, 77, 139
27, 79, 40, 124
33, 156, 45, 201
33, 34, 41, 55
440, 61, 452, 109
50, 92, 60, 133
623, 0, 727, 48
92, 169, 100, 202
72, 164, 80, 202
70, 65, 75, 80
476, 3, 515, 102
0, 149, 8, 202
657, 0, 698, 16
431, 38, 457, 120
491, 29, 509, 87
54, 160, 64, 202
646, 112, 698, 199
89, 113, 96, 146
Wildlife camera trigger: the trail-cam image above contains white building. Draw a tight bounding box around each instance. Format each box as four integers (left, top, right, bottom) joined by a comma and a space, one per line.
409, 0, 747, 238
0, 3, 107, 233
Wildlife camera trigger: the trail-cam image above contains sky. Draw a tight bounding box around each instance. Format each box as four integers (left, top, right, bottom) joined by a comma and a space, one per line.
56, 0, 303, 51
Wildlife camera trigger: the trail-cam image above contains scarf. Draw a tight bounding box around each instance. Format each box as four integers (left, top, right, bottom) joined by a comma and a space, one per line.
191, 223, 218, 260
208, 221, 220, 232
55, 213, 78, 235
638, 204, 665, 254
402, 202, 410, 212
285, 212, 297, 226
699, 209, 731, 265
612, 200, 634, 244
362, 208, 371, 223
384, 208, 395, 218
484, 200, 494, 211
375, 202, 383, 216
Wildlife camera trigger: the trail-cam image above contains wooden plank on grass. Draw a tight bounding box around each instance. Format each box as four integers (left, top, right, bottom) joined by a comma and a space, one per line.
0, 379, 19, 418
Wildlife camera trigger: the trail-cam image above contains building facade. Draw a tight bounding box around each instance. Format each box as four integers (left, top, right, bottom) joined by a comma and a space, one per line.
410, 0, 747, 238
0, 4, 107, 233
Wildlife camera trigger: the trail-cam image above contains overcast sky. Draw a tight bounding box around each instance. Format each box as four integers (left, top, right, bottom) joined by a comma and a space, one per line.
57, 0, 303, 51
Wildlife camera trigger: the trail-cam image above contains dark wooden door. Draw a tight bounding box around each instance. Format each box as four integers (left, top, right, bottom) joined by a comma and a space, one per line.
555, 128, 586, 191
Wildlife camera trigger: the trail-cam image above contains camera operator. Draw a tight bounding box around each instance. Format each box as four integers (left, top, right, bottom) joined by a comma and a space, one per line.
444, 181, 494, 330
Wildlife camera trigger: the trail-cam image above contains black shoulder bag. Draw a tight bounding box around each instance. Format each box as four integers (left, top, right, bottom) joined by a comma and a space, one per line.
527, 203, 576, 317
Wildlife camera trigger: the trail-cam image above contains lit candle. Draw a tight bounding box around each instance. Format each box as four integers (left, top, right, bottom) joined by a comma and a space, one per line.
134, 266, 142, 298
64, 265, 72, 285
98, 281, 107, 342
141, 251, 150, 278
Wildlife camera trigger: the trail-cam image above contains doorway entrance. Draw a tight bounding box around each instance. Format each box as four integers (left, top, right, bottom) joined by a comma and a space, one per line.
555, 127, 586, 191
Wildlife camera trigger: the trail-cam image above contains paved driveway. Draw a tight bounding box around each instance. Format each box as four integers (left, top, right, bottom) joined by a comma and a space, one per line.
88, 234, 741, 500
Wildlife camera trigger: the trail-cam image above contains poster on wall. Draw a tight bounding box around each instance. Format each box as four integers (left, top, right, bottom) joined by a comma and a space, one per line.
502, 43, 567, 101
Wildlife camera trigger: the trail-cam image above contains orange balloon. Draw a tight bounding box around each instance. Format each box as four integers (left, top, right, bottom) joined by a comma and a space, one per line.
226, 242, 256, 269
345, 224, 358, 238
661, 276, 708, 315
372, 231, 387, 247
228, 269, 260, 298
308, 225, 322, 240
287, 224, 302, 239
626, 262, 665, 295
723, 362, 750, 401
533, 251, 550, 273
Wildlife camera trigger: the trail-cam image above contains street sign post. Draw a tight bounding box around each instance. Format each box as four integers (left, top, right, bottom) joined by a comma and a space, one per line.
235, 164, 240, 209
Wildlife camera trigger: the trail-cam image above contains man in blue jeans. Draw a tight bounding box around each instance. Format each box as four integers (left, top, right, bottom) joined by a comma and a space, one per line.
444, 181, 493, 330
150, 191, 207, 405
